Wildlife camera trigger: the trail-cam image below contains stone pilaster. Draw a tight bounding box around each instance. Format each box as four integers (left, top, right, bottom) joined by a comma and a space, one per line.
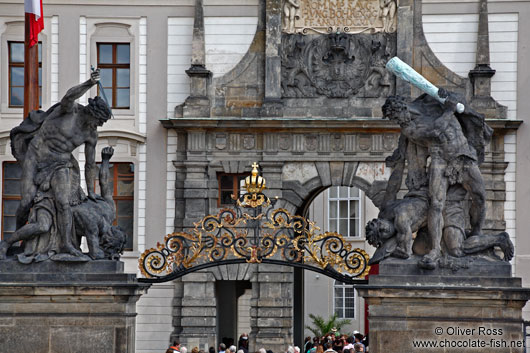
260, 0, 283, 117
396, 0, 414, 97
184, 0, 212, 118
178, 272, 217, 351
183, 160, 209, 228
469, 0, 507, 118
250, 264, 293, 353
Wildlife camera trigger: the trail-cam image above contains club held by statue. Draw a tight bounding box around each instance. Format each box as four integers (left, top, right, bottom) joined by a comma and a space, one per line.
385, 56, 465, 114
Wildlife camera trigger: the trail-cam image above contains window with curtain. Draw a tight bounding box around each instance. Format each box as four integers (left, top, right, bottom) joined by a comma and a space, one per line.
217, 173, 249, 206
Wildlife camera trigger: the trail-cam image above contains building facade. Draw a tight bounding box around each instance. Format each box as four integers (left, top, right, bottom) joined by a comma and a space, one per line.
0, 0, 528, 352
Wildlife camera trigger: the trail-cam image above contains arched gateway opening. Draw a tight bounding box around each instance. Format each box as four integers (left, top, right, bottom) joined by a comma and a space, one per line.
296, 185, 379, 343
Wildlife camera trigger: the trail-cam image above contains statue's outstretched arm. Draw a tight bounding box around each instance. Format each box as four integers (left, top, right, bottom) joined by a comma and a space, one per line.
99, 147, 116, 210
60, 70, 100, 111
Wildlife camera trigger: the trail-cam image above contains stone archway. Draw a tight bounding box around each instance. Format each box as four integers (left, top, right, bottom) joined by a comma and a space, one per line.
280, 161, 391, 218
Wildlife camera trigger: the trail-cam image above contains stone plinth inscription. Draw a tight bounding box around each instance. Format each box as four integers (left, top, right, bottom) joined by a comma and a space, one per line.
282, 0, 397, 34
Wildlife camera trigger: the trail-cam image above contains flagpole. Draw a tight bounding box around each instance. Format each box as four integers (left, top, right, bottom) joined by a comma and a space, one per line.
23, 12, 39, 119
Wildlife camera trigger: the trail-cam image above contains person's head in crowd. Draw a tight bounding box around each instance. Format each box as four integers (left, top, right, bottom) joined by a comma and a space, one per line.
323, 342, 332, 350
191, 347, 199, 353
209, 347, 216, 353
353, 343, 363, 352
229, 345, 237, 353
219, 343, 227, 352
259, 348, 267, 353
294, 347, 300, 353
287, 346, 294, 353
238, 333, 249, 349
181, 347, 188, 353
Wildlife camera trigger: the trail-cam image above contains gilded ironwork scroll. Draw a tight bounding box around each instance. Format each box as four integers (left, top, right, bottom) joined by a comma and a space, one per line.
138, 163, 370, 284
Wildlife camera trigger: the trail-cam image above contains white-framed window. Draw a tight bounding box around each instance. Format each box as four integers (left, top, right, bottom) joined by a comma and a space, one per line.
327, 186, 362, 237
334, 280, 355, 319
87, 21, 137, 118
1, 20, 50, 114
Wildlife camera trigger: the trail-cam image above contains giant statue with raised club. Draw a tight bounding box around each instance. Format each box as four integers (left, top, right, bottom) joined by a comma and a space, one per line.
366, 57, 513, 270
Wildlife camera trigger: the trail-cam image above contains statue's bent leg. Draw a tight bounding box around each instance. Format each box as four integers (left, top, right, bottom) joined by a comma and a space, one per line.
0, 208, 52, 260
442, 225, 465, 257
462, 164, 486, 237
51, 168, 82, 257
464, 232, 514, 261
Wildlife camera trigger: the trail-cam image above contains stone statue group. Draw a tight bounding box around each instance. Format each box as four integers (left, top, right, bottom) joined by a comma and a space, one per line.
0, 63, 513, 271
0, 70, 126, 263
366, 89, 514, 269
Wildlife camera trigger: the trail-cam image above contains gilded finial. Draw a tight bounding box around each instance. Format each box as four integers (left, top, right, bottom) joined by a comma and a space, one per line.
245, 162, 266, 194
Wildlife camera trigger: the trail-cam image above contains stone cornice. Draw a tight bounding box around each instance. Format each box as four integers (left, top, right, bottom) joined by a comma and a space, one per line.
160, 117, 522, 133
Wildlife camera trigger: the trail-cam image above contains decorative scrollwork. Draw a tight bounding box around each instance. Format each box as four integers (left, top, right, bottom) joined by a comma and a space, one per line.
139, 163, 370, 283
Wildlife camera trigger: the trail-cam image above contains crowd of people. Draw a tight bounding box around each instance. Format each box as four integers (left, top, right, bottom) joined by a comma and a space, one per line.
166, 330, 369, 353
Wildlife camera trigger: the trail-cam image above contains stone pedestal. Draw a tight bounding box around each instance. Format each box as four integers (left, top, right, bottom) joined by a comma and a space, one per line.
357, 257, 530, 353
0, 260, 150, 353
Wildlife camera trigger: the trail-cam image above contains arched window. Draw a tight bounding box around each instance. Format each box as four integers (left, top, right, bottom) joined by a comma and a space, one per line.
334, 280, 355, 319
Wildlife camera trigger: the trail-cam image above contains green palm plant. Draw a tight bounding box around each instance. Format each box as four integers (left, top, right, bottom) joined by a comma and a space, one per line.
305, 313, 351, 337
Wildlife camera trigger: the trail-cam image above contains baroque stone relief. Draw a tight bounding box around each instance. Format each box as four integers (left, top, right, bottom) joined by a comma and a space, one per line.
281, 32, 396, 98
282, 0, 397, 34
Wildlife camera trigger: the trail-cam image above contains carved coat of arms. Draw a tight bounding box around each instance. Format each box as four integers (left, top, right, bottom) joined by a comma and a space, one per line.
216, 134, 227, 150
305, 134, 318, 151
281, 32, 395, 98
243, 134, 255, 150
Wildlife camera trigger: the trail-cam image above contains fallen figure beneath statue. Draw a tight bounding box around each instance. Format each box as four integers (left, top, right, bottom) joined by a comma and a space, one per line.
0, 147, 126, 262
366, 183, 514, 268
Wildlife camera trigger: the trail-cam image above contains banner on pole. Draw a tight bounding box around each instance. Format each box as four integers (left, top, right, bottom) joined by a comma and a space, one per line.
24, 0, 44, 47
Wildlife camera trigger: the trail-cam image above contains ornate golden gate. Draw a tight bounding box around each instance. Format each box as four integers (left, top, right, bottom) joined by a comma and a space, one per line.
138, 163, 370, 284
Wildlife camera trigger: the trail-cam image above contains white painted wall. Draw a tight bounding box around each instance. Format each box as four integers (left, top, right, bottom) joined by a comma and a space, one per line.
423, 13, 518, 119
167, 17, 193, 117
136, 284, 175, 353
205, 17, 258, 77
167, 15, 258, 117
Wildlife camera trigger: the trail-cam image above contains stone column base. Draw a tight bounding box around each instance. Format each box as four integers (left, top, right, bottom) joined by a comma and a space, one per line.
0, 260, 150, 353
357, 257, 530, 353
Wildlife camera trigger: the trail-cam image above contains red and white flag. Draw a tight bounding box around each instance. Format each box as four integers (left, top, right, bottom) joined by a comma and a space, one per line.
24, 0, 44, 47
